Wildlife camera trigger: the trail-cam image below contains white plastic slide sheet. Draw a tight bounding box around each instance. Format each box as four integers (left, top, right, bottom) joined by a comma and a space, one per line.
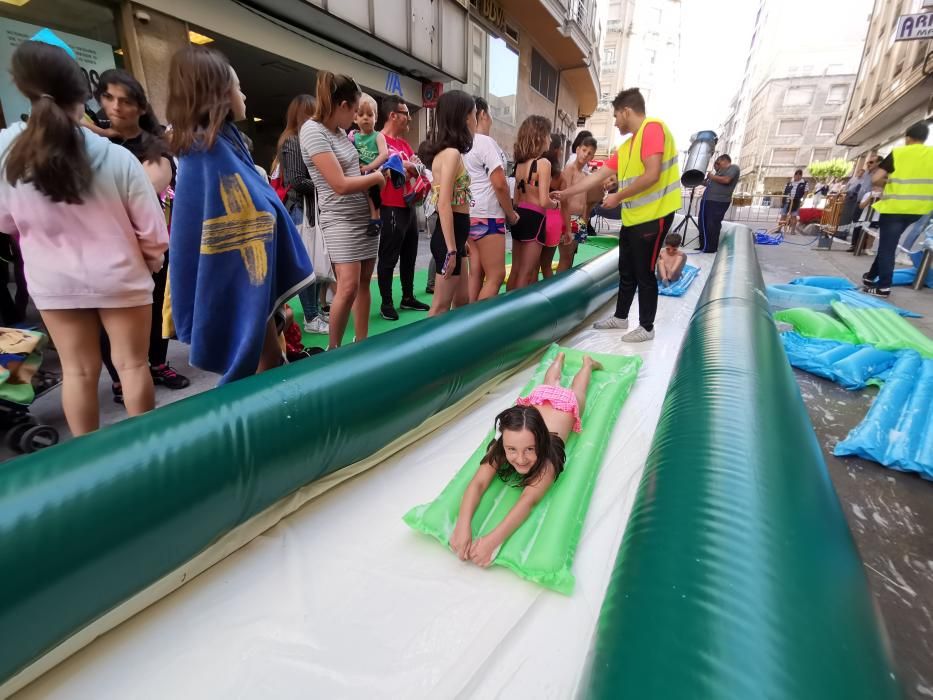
15, 254, 710, 700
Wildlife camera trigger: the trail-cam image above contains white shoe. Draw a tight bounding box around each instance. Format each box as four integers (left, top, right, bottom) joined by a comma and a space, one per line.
621, 326, 655, 343
303, 315, 329, 334
593, 315, 629, 330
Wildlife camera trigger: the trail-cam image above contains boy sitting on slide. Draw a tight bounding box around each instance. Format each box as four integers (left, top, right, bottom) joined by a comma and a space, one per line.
451, 352, 601, 567
656, 232, 687, 287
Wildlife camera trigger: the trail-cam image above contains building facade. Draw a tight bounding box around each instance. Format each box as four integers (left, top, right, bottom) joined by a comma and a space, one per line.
736, 74, 855, 194
586, 0, 682, 157
445, 0, 602, 161
0, 0, 471, 167
838, 0, 933, 161
717, 0, 872, 193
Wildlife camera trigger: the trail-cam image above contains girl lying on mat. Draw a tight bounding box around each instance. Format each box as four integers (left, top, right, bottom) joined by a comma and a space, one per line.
451, 352, 601, 567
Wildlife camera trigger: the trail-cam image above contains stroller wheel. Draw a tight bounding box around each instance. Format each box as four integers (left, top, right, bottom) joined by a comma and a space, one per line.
5, 421, 33, 452
19, 425, 59, 453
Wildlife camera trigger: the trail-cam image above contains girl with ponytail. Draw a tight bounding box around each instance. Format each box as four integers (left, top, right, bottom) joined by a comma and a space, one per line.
300, 70, 387, 349
0, 40, 169, 435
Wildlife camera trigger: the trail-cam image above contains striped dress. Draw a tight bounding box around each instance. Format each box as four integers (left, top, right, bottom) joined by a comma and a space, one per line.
299, 120, 376, 263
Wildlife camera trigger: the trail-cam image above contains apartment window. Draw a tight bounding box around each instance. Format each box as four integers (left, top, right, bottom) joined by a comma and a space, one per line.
818, 117, 838, 135
826, 84, 848, 104
811, 148, 830, 162
771, 148, 797, 165
531, 49, 558, 102
783, 86, 814, 106
604, 47, 616, 64
487, 35, 518, 125
777, 119, 805, 136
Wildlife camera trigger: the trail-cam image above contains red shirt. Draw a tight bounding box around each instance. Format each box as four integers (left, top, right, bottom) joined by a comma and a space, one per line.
606, 122, 665, 172
382, 133, 415, 208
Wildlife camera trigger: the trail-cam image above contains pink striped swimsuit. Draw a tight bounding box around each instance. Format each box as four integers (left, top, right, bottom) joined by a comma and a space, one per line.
516, 384, 582, 432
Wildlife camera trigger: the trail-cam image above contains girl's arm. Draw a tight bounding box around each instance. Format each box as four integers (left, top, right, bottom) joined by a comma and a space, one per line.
469, 466, 557, 567
310, 150, 385, 195
451, 462, 496, 560
361, 132, 390, 174
536, 158, 553, 208
435, 150, 458, 278
555, 164, 616, 200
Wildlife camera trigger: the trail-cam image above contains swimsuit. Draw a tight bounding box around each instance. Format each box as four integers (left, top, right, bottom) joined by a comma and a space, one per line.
469, 217, 506, 241
516, 384, 582, 432
431, 166, 472, 207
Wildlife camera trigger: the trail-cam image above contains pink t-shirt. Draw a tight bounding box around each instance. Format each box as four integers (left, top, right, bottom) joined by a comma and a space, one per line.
381, 133, 414, 208
0, 124, 167, 309
606, 122, 665, 172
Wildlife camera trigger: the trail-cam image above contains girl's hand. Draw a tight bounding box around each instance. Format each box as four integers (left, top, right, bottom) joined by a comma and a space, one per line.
550, 190, 566, 204
442, 250, 456, 279
468, 535, 500, 568
560, 231, 573, 246
507, 210, 520, 226
450, 522, 472, 561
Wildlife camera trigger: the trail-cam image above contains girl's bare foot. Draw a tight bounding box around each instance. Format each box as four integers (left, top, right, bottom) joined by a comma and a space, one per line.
583, 355, 603, 371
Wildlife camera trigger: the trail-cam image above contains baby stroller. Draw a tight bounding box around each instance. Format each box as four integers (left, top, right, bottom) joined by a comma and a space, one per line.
0, 327, 60, 454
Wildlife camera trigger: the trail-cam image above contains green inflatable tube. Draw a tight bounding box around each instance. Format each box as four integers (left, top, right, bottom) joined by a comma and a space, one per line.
580, 225, 901, 699
0, 253, 620, 688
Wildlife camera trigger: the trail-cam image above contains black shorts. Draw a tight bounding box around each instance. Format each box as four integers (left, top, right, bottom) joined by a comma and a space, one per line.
510, 206, 546, 243
430, 212, 470, 276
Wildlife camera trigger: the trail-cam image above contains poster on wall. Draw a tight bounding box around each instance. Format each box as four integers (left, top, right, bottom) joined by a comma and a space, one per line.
0, 17, 116, 126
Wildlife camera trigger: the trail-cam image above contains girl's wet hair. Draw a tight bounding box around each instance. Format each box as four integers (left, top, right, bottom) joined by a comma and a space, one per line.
482, 405, 565, 487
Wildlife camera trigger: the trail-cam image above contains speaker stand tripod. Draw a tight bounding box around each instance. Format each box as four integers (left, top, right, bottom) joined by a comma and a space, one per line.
672, 186, 701, 249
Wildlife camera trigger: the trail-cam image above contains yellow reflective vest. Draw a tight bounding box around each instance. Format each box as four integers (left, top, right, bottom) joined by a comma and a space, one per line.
873, 144, 933, 216
616, 118, 681, 226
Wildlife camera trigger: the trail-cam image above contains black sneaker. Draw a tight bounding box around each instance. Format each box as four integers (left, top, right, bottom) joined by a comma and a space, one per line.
151, 363, 191, 390
862, 273, 876, 285
380, 303, 399, 321
425, 286, 435, 295
400, 296, 430, 311
862, 285, 891, 297
112, 382, 124, 405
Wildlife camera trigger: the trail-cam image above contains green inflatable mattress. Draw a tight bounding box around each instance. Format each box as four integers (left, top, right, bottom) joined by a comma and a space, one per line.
404, 344, 641, 594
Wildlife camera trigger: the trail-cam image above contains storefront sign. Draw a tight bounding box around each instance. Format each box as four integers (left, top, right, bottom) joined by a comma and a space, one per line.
0, 18, 116, 125
385, 71, 404, 97
478, 0, 505, 30
895, 11, 933, 41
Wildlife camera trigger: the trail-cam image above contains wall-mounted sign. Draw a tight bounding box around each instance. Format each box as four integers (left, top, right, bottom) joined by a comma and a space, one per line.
385, 71, 404, 97
478, 0, 506, 30
422, 82, 443, 108
0, 18, 116, 125
895, 12, 933, 41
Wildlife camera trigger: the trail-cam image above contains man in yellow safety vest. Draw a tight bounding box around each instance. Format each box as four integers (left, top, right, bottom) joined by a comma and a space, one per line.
862, 120, 933, 297
554, 88, 680, 343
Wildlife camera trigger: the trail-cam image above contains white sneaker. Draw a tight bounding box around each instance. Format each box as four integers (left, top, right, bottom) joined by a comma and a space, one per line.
303, 315, 329, 334
621, 326, 655, 343
593, 315, 629, 330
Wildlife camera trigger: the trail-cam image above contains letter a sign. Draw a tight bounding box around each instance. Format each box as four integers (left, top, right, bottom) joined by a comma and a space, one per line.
385, 71, 404, 96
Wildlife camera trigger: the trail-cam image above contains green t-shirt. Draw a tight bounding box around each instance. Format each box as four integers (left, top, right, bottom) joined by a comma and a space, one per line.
353, 130, 379, 165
